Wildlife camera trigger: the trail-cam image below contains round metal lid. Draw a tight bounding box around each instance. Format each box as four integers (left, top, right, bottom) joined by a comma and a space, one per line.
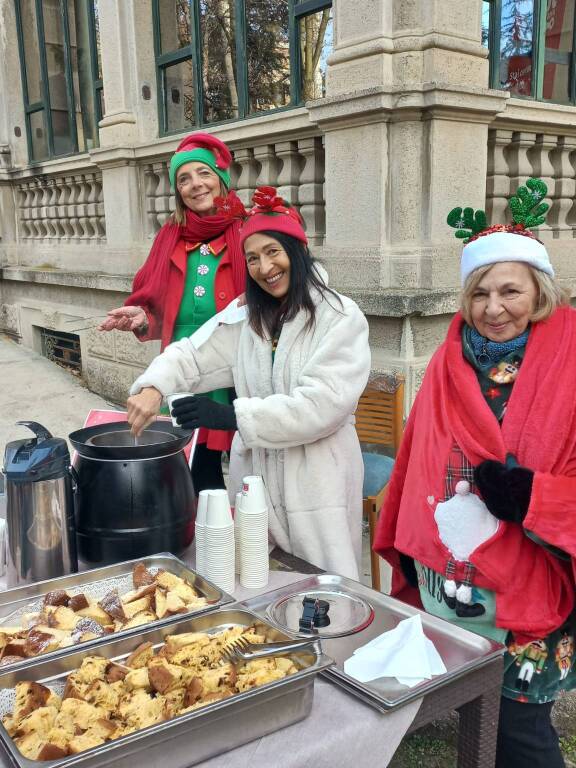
266, 588, 374, 638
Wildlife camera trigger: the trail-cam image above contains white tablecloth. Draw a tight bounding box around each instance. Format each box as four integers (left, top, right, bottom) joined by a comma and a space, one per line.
0, 556, 422, 768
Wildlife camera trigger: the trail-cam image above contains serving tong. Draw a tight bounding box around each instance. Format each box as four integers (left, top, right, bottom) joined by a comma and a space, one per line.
222, 636, 321, 664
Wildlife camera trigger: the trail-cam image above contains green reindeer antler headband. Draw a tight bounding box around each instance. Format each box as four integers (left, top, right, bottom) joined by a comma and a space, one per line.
446, 178, 554, 285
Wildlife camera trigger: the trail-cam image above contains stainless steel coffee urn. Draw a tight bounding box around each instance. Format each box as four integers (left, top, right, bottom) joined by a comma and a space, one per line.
2, 421, 78, 587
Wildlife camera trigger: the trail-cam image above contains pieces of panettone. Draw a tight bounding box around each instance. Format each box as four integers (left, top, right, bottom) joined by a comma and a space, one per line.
12, 681, 60, 722
67, 730, 106, 755
126, 641, 154, 669
105, 660, 130, 683
14, 731, 48, 760
155, 570, 184, 591
75, 656, 109, 686
170, 581, 201, 604
165, 592, 186, 614
68, 593, 89, 612
121, 583, 157, 605
24, 629, 60, 657
98, 591, 126, 622
123, 667, 151, 692
122, 595, 152, 620
132, 562, 156, 588
37, 742, 69, 760
162, 686, 186, 717
13, 705, 59, 738
122, 611, 157, 630
75, 600, 115, 627
55, 697, 107, 732
47, 606, 83, 631
117, 688, 165, 729
155, 588, 168, 618
83, 679, 121, 713
147, 657, 183, 694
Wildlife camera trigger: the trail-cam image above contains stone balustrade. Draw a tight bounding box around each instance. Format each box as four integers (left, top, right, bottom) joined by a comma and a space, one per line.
16, 172, 106, 242
141, 135, 326, 245
487, 127, 576, 239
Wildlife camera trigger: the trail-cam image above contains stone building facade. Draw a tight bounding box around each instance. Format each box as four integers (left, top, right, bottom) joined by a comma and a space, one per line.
1, 0, 575, 410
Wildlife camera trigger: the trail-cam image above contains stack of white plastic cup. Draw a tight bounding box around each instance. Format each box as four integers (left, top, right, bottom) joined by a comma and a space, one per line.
239, 475, 269, 588
195, 490, 209, 576
204, 489, 235, 593
234, 491, 243, 576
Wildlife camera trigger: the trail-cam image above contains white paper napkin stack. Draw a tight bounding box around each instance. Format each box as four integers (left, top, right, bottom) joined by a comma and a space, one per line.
343, 614, 447, 688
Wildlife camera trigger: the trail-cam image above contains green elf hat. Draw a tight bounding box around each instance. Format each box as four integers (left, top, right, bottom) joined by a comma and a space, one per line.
169, 132, 232, 190
447, 178, 553, 286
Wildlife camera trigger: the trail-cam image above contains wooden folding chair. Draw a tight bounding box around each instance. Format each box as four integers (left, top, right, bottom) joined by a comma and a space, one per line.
355, 375, 405, 591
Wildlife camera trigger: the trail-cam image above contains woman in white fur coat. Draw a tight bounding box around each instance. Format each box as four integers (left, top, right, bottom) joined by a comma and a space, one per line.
127, 188, 371, 578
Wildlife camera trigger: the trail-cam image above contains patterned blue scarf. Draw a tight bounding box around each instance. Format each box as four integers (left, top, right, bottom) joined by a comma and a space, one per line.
467, 325, 530, 366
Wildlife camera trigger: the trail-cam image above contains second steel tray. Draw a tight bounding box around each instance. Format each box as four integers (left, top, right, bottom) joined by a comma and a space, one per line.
0, 553, 234, 670
240, 573, 505, 711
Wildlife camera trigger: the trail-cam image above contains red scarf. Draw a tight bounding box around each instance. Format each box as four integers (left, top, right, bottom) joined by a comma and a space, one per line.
126, 208, 245, 321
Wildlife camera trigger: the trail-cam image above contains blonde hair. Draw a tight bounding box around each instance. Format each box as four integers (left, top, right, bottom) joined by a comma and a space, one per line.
170, 176, 228, 226
460, 262, 569, 325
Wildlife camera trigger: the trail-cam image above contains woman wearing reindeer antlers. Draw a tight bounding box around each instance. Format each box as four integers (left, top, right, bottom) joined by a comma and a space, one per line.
99, 133, 246, 494
374, 178, 576, 768
126, 187, 371, 579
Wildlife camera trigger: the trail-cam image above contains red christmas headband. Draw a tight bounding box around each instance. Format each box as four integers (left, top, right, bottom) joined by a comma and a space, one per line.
215, 186, 307, 245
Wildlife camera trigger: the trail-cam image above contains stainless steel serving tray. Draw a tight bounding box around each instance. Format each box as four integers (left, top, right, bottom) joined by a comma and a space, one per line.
240, 574, 505, 712
0, 553, 234, 670
0, 608, 333, 768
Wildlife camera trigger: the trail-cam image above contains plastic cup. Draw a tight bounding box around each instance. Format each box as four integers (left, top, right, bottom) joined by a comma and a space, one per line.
206, 489, 233, 528
241, 475, 268, 514
166, 392, 192, 428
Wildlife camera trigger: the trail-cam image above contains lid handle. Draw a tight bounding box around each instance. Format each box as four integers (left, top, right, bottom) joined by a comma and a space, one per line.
16, 421, 53, 443
299, 596, 330, 633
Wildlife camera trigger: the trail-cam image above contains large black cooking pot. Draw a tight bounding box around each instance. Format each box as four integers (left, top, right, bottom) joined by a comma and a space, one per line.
69, 421, 195, 566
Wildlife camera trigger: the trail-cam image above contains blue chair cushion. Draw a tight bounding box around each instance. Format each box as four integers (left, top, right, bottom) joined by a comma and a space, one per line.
362, 452, 395, 498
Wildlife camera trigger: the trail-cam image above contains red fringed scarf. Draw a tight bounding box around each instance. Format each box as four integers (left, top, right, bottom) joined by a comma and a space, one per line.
126, 207, 245, 325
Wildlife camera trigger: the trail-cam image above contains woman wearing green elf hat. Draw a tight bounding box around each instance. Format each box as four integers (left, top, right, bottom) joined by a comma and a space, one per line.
375, 179, 576, 768
99, 133, 247, 493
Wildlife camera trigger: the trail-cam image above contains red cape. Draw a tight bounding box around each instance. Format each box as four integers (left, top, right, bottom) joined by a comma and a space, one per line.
374, 306, 576, 643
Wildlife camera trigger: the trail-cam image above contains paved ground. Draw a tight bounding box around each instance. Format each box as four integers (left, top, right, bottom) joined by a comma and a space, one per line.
0, 334, 119, 460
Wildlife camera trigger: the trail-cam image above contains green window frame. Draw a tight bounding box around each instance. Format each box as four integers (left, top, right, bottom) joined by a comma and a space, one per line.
486, 0, 576, 105
14, 0, 103, 162
153, 0, 332, 136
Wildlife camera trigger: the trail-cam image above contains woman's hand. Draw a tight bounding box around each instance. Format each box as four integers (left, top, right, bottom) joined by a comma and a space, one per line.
474, 460, 534, 522
127, 387, 163, 436
99, 306, 148, 332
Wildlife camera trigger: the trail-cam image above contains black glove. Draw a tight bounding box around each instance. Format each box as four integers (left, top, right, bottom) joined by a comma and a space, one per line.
473, 460, 534, 523
171, 396, 237, 431
399, 553, 418, 588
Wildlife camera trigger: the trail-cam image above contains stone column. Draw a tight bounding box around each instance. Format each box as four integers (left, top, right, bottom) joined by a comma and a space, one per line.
308, 0, 509, 405
96, 0, 139, 146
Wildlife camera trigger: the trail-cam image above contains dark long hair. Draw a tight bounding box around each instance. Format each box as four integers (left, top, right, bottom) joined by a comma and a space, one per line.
245, 231, 342, 339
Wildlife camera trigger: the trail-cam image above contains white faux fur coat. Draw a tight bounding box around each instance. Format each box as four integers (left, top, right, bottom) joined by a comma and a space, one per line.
131, 284, 371, 579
